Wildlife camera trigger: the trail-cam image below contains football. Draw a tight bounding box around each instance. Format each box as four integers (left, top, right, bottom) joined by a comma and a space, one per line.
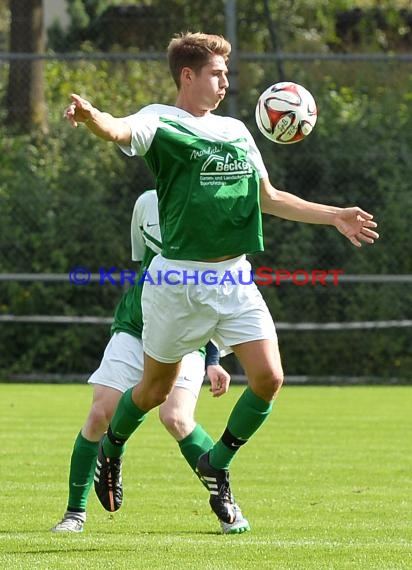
255, 81, 317, 144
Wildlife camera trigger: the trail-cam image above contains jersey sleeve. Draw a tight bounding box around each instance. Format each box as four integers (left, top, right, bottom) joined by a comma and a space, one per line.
130, 196, 146, 261
118, 110, 159, 157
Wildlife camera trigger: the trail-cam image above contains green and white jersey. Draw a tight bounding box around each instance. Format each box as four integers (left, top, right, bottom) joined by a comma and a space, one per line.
119, 104, 268, 260
111, 190, 161, 339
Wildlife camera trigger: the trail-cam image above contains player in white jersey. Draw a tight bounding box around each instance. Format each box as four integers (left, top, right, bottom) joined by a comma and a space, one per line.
64, 32, 379, 525
51, 190, 250, 534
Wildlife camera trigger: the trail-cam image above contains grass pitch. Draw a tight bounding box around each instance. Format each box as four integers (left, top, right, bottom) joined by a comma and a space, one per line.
0, 383, 411, 569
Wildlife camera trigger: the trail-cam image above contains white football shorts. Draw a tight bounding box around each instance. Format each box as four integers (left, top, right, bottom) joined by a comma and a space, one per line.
88, 331, 205, 397
142, 254, 277, 363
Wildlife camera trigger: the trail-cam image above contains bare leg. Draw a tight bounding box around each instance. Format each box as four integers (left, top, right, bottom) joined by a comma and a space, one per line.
82, 384, 123, 441
158, 386, 197, 440
130, 352, 182, 411
233, 338, 284, 401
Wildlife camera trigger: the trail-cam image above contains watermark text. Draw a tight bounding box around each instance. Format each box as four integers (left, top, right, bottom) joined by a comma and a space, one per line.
68, 266, 344, 286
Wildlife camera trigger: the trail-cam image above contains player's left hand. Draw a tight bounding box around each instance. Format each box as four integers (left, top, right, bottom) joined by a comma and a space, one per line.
206, 365, 231, 397
334, 207, 379, 247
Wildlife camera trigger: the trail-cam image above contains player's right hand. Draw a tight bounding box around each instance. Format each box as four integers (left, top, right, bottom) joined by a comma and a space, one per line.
207, 365, 231, 397
64, 93, 94, 127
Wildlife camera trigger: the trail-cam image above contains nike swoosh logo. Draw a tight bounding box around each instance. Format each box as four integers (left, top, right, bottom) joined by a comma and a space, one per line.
72, 483, 88, 487
146, 222, 158, 227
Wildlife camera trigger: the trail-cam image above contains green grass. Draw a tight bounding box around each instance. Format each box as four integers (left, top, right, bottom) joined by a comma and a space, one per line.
0, 384, 411, 569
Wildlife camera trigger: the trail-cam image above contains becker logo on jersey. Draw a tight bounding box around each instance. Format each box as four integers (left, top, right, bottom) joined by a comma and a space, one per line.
198, 151, 253, 186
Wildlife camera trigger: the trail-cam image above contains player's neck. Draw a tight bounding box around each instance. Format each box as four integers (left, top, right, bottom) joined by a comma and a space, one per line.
175, 95, 211, 118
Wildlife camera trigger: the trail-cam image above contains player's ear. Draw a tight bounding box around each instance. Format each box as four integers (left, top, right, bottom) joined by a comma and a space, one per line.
181, 67, 193, 85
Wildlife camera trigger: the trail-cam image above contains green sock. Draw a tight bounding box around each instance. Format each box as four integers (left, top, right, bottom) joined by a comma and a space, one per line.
210, 386, 273, 470
102, 387, 147, 458
67, 431, 98, 512
178, 424, 214, 473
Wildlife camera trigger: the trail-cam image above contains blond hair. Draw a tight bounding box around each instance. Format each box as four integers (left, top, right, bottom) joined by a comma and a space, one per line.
167, 32, 231, 88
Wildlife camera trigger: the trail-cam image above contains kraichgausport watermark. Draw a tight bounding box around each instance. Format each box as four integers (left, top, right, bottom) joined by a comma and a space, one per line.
68, 266, 344, 286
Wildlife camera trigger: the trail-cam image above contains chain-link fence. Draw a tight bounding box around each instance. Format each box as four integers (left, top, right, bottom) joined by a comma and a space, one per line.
0, 4, 411, 381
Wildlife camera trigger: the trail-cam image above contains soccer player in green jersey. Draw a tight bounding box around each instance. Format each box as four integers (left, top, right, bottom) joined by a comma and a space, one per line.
64, 32, 379, 524
51, 189, 250, 534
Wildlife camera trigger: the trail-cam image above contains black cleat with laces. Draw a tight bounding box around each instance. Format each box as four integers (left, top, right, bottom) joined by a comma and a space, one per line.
94, 439, 123, 512
196, 451, 235, 524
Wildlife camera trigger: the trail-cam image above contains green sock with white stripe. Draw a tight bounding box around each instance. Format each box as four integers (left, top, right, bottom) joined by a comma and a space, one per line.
67, 431, 98, 512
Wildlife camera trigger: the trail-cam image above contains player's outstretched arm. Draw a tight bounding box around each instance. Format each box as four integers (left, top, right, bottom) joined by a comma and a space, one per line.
259, 177, 379, 247
63, 93, 132, 144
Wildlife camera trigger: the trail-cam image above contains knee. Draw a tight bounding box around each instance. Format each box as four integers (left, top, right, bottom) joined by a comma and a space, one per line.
147, 387, 169, 408
271, 370, 284, 394
251, 369, 284, 401
132, 383, 170, 411
83, 404, 111, 439
158, 406, 195, 440
135, 368, 177, 411
159, 406, 180, 434
263, 370, 284, 398
89, 404, 111, 428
